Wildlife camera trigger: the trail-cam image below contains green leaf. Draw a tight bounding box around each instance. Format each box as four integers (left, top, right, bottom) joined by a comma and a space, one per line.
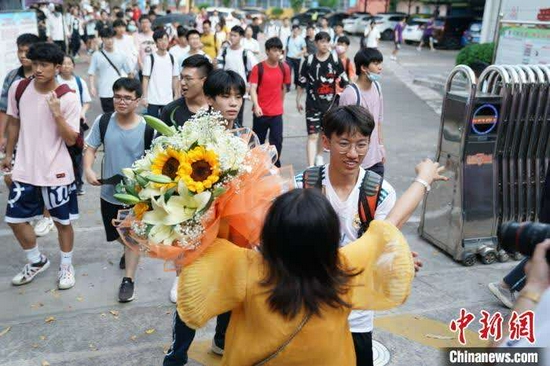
163, 187, 177, 202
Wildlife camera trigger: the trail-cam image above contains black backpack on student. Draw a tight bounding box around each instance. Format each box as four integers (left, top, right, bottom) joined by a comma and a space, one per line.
98, 112, 155, 151
149, 53, 175, 73
301, 165, 383, 235
221, 48, 250, 79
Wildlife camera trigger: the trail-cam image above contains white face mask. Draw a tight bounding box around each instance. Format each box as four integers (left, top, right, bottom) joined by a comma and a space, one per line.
335, 45, 346, 55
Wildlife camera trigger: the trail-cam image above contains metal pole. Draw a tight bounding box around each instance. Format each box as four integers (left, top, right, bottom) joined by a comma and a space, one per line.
492, 13, 503, 65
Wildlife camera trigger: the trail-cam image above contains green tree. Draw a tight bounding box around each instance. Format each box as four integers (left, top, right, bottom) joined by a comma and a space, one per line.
222, 0, 232, 7
290, 0, 304, 13
318, 0, 338, 8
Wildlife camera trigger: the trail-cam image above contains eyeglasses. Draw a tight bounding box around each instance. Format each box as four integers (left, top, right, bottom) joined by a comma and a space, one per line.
180, 76, 202, 83
113, 95, 138, 103
332, 139, 369, 155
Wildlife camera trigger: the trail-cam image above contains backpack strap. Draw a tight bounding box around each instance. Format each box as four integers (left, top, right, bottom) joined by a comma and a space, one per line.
258, 62, 264, 88
286, 36, 290, 53
169, 53, 174, 67
357, 170, 383, 236
75, 76, 84, 105
99, 112, 114, 147
242, 49, 249, 77
350, 83, 361, 106
149, 53, 155, 74
15, 77, 34, 112
144, 124, 154, 151
373, 81, 381, 97
302, 165, 324, 190
221, 47, 227, 67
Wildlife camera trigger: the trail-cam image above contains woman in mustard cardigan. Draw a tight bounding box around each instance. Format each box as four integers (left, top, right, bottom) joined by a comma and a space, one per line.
177, 156, 444, 366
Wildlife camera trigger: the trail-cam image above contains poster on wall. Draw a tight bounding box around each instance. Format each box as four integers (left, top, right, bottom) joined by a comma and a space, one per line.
501, 0, 549, 22
0, 11, 37, 88
495, 26, 550, 65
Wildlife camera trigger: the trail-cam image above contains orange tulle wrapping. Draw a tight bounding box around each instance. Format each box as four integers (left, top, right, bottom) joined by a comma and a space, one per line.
113, 145, 294, 270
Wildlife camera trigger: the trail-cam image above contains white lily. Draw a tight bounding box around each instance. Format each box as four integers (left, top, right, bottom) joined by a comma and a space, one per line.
142, 195, 196, 226
148, 224, 180, 245
138, 184, 162, 200
122, 168, 135, 179
177, 180, 211, 211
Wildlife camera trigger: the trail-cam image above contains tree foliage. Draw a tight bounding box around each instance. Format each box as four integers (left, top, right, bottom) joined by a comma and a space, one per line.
290, 0, 304, 13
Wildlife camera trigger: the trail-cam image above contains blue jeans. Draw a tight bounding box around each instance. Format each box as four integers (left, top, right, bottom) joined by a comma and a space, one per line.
163, 310, 230, 366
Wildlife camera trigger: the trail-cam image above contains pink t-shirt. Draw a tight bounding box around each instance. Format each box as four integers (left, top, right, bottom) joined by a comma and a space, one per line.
339, 82, 385, 169
7, 79, 81, 187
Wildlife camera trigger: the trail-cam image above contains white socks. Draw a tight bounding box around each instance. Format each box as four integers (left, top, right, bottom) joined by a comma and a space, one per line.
60, 250, 73, 266
25, 246, 42, 264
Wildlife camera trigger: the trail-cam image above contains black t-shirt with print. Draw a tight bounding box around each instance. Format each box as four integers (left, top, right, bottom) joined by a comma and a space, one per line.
298, 53, 346, 113
160, 97, 195, 127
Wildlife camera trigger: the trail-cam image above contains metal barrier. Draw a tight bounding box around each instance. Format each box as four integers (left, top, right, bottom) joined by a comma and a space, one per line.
419, 64, 550, 266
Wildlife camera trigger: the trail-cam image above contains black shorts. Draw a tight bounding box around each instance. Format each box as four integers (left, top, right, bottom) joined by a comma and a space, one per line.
306, 109, 323, 135
422, 34, 433, 43
100, 97, 114, 113
101, 199, 124, 242
394, 41, 401, 50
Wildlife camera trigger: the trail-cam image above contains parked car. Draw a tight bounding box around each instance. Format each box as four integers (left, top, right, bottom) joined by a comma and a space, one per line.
359, 13, 406, 40
403, 17, 430, 44
153, 13, 195, 30
461, 21, 482, 46
241, 7, 266, 23
325, 12, 351, 27
206, 7, 241, 29
432, 16, 477, 49
344, 14, 372, 34
291, 7, 332, 25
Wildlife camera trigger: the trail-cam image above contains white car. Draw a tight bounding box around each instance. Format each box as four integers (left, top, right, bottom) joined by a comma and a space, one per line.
403, 18, 430, 43
359, 13, 406, 40
344, 14, 372, 35
206, 7, 241, 29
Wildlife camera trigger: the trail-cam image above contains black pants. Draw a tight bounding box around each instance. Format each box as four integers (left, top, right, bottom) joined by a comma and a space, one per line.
69, 31, 81, 57
366, 162, 384, 179
352, 331, 373, 366
53, 40, 67, 53
286, 57, 301, 87
147, 104, 165, 119
164, 310, 230, 366
100, 98, 114, 113
253, 114, 283, 167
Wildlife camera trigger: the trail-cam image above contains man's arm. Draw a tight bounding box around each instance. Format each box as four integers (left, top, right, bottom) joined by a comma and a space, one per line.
88, 74, 97, 98
142, 76, 150, 106
1, 116, 19, 171
0, 111, 6, 150
46, 92, 79, 146
172, 76, 180, 99
83, 145, 100, 186
249, 83, 262, 117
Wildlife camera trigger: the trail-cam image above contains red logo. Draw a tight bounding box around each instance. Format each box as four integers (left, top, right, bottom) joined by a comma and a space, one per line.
509, 310, 535, 344
479, 310, 504, 342
538, 8, 550, 21
56, 173, 66, 179
450, 308, 476, 345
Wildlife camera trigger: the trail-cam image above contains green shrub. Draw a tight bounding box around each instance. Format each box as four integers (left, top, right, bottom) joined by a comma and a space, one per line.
198, 4, 208, 10
456, 42, 495, 66
271, 7, 284, 18
290, 0, 303, 13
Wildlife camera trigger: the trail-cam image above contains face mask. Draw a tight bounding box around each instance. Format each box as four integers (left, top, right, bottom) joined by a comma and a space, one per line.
128, 25, 137, 32
335, 45, 346, 55
367, 72, 381, 82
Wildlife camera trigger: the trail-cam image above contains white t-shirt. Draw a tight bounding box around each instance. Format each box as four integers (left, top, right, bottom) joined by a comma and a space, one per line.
241, 38, 260, 55
279, 26, 292, 44
88, 50, 132, 98
142, 52, 179, 106
365, 28, 381, 48
114, 34, 138, 71
216, 47, 257, 86
47, 12, 65, 41
324, 165, 396, 333
169, 45, 190, 64
56, 75, 92, 105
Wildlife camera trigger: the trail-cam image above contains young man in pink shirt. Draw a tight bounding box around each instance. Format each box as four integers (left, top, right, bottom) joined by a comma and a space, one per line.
1, 43, 81, 289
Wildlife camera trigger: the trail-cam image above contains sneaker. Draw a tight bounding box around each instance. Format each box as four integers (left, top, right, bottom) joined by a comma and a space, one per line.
12, 255, 50, 286
211, 338, 224, 356
416, 46, 421, 51
119, 277, 135, 302
390, 55, 397, 60
58, 264, 76, 290
34, 217, 54, 237
119, 254, 126, 270
170, 277, 179, 304
314, 155, 324, 167
77, 186, 85, 195
488, 282, 515, 309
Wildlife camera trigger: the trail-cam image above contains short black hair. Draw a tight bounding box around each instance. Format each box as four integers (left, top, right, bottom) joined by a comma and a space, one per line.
99, 27, 115, 38
203, 70, 246, 99
63, 54, 75, 65
113, 19, 126, 28
292, 24, 300, 30
116, 11, 124, 19
322, 105, 375, 139
337, 36, 350, 46
186, 29, 200, 40
26, 42, 64, 65
314, 31, 331, 42
231, 25, 245, 36
113, 77, 142, 98
177, 25, 186, 38
202, 19, 211, 27
182, 54, 213, 78
319, 16, 327, 22
265, 37, 283, 51
335, 22, 344, 28
16, 33, 40, 48
153, 29, 168, 42
139, 15, 151, 23
306, 24, 315, 30
354, 47, 383, 76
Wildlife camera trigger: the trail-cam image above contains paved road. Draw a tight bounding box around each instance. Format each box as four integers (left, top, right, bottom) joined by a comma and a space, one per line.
0, 39, 516, 366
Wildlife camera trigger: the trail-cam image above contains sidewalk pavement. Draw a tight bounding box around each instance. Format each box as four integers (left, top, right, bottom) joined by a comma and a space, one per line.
0, 41, 517, 366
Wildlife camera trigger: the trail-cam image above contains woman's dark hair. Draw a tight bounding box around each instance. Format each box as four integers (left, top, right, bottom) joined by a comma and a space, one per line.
112, 77, 142, 98
323, 105, 375, 139
182, 55, 213, 78
186, 29, 200, 40
99, 27, 115, 39
17, 33, 40, 48
27, 42, 64, 65
354, 47, 383, 76
314, 31, 331, 42
260, 189, 359, 319
265, 37, 283, 51
231, 25, 245, 36
203, 70, 246, 99
337, 36, 350, 46
153, 29, 168, 42
113, 19, 127, 29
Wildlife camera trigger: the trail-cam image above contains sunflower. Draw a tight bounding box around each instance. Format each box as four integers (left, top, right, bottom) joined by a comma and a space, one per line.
150, 147, 187, 187
179, 146, 221, 193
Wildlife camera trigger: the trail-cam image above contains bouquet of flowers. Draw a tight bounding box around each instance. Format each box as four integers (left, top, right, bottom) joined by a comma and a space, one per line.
113, 110, 292, 267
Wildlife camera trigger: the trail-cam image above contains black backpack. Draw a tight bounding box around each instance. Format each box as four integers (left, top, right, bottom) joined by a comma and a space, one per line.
302, 165, 383, 236
98, 112, 155, 152
149, 53, 175, 73
221, 48, 250, 79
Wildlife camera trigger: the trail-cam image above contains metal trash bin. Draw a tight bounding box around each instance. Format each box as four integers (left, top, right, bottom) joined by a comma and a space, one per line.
419, 64, 550, 266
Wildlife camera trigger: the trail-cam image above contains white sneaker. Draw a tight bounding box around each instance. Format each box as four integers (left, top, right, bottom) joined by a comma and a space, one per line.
390, 55, 397, 60
488, 282, 515, 309
34, 217, 54, 237
170, 277, 179, 303
314, 155, 324, 167
12, 255, 50, 286
58, 264, 76, 290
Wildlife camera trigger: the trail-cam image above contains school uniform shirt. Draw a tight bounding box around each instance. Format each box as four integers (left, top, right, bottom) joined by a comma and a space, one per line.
286, 35, 306, 59
249, 61, 291, 116
241, 37, 260, 55
142, 52, 179, 106
88, 50, 132, 98
46, 12, 65, 41
177, 50, 211, 73
169, 44, 190, 68
56, 75, 92, 105
216, 47, 257, 86
279, 26, 292, 44
114, 34, 139, 71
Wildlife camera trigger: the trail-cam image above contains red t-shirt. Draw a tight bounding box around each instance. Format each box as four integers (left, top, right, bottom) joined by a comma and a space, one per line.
249, 61, 291, 117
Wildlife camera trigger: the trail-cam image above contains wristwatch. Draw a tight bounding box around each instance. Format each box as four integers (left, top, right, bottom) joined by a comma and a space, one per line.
414, 178, 431, 192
